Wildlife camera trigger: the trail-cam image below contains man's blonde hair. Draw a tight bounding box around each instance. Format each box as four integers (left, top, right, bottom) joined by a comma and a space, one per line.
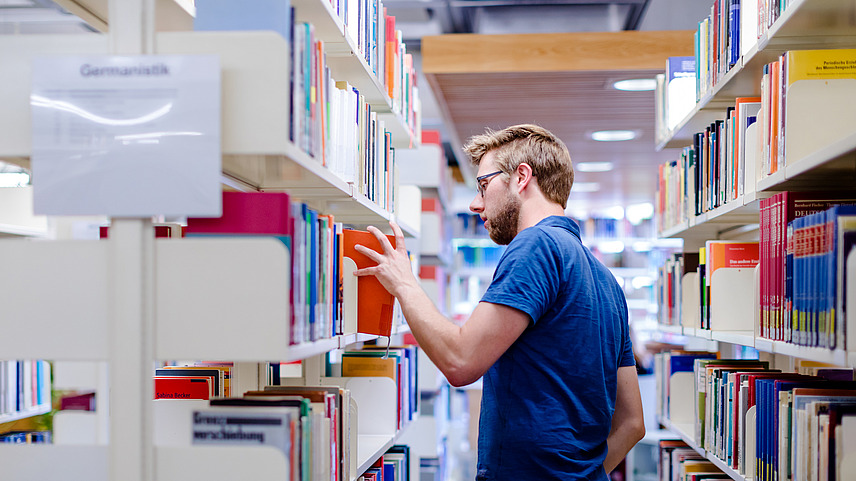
463, 124, 574, 208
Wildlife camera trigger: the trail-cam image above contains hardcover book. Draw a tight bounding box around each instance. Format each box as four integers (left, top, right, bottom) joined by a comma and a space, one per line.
343, 229, 397, 337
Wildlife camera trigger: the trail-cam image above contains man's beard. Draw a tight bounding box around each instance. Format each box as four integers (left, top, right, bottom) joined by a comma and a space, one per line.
487, 191, 521, 245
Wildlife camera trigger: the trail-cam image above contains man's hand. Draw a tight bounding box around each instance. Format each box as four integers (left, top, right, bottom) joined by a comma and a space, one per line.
353, 221, 420, 299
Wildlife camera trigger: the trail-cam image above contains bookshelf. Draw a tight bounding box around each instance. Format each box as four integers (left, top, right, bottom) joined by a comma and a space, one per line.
0, 0, 423, 479
653, 3, 856, 480
657, 0, 856, 151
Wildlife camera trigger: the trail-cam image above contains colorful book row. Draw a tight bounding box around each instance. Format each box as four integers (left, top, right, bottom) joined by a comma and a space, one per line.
659, 440, 731, 481
657, 48, 856, 235
694, 0, 796, 100
657, 241, 758, 330
656, 95, 760, 232
657, 352, 856, 481
194, 1, 409, 211
761, 200, 856, 349
0, 360, 50, 419
186, 191, 402, 345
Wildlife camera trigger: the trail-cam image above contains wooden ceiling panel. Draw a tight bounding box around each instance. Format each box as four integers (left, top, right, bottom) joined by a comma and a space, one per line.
423, 31, 693, 209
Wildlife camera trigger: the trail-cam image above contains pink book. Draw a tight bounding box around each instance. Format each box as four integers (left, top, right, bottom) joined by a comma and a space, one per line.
186, 192, 292, 237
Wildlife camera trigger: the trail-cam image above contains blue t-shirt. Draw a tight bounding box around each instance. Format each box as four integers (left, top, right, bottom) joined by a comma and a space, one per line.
476, 216, 634, 480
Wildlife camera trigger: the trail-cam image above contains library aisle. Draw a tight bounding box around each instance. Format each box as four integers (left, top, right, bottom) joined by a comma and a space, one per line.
3, 1, 855, 481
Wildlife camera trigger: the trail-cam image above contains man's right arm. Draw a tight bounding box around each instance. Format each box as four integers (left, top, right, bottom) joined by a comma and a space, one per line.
354, 223, 529, 387
603, 365, 645, 473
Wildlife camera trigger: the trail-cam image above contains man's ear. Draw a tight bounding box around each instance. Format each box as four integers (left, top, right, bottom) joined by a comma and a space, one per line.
515, 162, 534, 193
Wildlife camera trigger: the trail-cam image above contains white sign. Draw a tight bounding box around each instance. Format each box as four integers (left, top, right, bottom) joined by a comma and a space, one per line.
31, 55, 222, 217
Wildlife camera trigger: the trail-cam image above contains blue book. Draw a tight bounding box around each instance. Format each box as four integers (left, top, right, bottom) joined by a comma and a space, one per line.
728, 0, 740, 68
194, 0, 292, 40
308, 208, 318, 341
827, 205, 856, 349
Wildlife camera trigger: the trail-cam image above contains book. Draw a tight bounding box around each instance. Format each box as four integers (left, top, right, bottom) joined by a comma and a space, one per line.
154, 368, 223, 398
774, 49, 856, 169
153, 376, 211, 400
665, 56, 697, 131
186, 191, 292, 237
192, 402, 299, 476
194, 0, 294, 40
343, 229, 397, 337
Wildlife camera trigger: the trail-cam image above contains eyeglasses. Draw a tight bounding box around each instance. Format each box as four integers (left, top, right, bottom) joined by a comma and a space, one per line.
476, 170, 503, 197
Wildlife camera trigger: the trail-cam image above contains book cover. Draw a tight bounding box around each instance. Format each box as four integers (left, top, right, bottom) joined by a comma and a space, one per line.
665, 63, 695, 125
186, 191, 292, 236
154, 368, 222, 397
191, 405, 297, 473
343, 229, 397, 337
153, 377, 211, 400
342, 353, 397, 380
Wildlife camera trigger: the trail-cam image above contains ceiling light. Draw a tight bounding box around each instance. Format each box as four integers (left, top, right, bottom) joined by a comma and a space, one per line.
604, 206, 625, 220
599, 241, 625, 254
626, 202, 654, 224
572, 182, 600, 193
0, 172, 30, 187
591, 130, 637, 142
613, 78, 657, 91
576, 161, 614, 172
632, 241, 653, 252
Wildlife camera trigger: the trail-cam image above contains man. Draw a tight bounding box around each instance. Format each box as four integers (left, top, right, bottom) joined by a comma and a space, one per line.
354, 124, 645, 480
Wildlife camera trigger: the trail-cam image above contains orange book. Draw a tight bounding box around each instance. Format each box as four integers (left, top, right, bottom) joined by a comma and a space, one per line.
343, 229, 397, 336
705, 241, 760, 280
769, 60, 781, 173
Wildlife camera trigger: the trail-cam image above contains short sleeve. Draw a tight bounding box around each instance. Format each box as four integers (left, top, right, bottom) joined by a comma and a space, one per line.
618, 296, 635, 367
480, 228, 560, 324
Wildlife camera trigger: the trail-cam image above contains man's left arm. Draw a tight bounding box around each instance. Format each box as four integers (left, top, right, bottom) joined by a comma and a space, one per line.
603, 365, 645, 473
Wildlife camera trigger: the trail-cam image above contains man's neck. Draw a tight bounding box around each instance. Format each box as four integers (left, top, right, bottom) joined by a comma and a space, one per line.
518, 198, 566, 232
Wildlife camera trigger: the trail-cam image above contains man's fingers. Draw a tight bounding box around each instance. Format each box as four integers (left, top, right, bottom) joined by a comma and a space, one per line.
366, 225, 395, 255
390, 221, 407, 253
353, 267, 376, 277
354, 243, 383, 264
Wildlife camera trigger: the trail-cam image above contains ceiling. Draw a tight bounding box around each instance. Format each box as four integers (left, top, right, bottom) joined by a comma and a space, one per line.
430, 70, 673, 211
385, 0, 713, 213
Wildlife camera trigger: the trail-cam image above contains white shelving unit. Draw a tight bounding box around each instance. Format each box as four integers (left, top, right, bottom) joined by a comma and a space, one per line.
654, 5, 856, 480
656, 0, 856, 151
0, 0, 421, 478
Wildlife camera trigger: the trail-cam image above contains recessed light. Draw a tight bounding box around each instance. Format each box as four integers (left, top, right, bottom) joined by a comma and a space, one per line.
576, 161, 614, 172
591, 130, 637, 142
613, 78, 657, 91
626, 202, 654, 224
572, 182, 600, 193
0, 172, 30, 187
598, 241, 626, 254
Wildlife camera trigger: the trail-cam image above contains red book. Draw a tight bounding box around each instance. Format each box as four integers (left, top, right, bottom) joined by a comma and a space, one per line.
186, 192, 292, 237
343, 229, 396, 336
153, 377, 211, 400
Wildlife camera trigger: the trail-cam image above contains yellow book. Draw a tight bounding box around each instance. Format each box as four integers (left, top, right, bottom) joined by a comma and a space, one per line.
341, 356, 396, 380
786, 49, 856, 85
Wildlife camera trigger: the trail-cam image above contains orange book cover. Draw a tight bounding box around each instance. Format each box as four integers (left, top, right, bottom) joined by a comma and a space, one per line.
706, 241, 760, 278
153, 377, 211, 400
343, 229, 397, 336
